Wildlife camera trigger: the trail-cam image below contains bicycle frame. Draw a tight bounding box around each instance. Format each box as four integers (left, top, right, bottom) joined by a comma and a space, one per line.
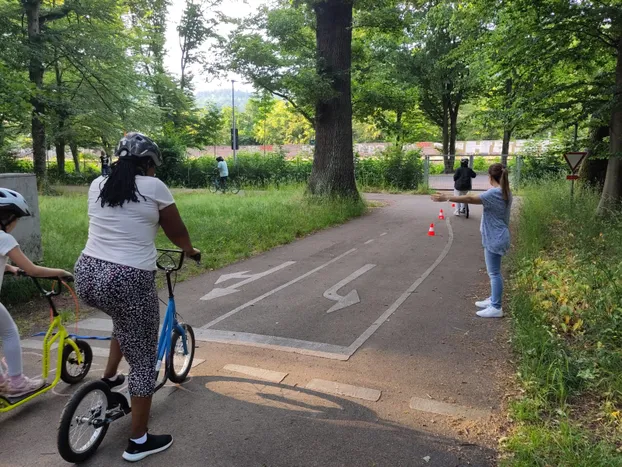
154, 251, 189, 387
0, 278, 83, 412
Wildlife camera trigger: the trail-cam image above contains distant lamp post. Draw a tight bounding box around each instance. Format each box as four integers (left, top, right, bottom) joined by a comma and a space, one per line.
231, 80, 238, 165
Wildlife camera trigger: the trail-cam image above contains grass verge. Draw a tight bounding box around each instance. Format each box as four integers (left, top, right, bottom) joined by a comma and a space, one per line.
3, 187, 366, 304
504, 181, 622, 466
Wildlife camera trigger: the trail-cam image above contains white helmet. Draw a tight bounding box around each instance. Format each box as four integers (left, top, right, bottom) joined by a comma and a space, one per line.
0, 188, 31, 218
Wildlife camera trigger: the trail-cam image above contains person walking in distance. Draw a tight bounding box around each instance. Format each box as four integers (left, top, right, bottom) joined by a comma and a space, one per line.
452, 157, 476, 216
432, 163, 512, 318
75, 133, 200, 461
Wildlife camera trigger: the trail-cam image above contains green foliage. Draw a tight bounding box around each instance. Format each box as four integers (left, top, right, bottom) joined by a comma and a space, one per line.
518, 140, 571, 183
506, 181, 622, 464
355, 146, 424, 191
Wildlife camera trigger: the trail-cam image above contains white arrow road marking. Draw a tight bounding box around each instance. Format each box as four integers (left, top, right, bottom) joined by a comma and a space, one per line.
215, 271, 251, 285
200, 261, 296, 301
324, 264, 376, 313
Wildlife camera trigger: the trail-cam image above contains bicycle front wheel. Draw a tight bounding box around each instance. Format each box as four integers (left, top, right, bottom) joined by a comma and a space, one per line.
168, 323, 195, 383
57, 380, 112, 463
61, 339, 93, 384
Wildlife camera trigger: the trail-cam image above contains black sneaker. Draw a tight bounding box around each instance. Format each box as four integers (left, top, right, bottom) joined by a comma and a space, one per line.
122, 434, 173, 462
102, 374, 125, 389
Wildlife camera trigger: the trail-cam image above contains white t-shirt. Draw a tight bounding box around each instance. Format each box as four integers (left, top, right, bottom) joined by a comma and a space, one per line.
82, 176, 175, 271
0, 231, 18, 294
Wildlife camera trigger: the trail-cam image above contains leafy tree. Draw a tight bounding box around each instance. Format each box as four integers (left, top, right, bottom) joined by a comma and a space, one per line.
178, 0, 221, 92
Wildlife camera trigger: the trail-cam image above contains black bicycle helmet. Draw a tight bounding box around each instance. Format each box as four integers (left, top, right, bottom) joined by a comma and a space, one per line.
0, 188, 31, 218
115, 132, 163, 167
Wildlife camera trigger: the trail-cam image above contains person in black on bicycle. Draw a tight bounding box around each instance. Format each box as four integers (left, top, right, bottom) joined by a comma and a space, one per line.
453, 157, 476, 216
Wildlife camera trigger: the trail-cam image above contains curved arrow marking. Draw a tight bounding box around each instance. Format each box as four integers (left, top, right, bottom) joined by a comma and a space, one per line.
201, 262, 296, 301
324, 264, 376, 313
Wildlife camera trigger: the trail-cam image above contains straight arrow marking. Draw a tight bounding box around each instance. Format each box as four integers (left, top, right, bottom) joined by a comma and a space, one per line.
324, 264, 376, 313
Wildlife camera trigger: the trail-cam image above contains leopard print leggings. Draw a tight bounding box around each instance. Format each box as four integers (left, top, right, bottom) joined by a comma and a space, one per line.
75, 255, 159, 397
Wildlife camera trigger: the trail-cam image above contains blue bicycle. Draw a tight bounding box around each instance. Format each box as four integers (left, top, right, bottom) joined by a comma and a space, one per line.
57, 249, 200, 463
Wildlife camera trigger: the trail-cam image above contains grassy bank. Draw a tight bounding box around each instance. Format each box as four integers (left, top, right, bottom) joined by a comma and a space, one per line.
505, 182, 622, 466
3, 187, 365, 303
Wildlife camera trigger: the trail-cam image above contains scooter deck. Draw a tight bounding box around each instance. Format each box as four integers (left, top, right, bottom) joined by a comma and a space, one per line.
0, 383, 51, 405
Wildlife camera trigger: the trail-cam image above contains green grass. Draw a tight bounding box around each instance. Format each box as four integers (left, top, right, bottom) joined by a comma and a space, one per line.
504, 180, 622, 466
2, 187, 365, 303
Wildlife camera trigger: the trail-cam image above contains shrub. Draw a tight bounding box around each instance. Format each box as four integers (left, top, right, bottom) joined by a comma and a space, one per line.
355, 146, 424, 191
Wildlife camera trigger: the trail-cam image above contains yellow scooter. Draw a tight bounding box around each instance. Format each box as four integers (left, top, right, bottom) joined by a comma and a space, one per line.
0, 272, 92, 412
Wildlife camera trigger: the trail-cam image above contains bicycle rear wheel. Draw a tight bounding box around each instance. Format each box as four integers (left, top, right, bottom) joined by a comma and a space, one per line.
229, 180, 241, 195
57, 381, 112, 463
168, 323, 195, 383
208, 179, 218, 193
465, 203, 470, 219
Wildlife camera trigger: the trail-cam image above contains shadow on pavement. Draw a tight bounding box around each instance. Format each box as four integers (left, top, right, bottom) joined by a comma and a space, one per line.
82, 375, 496, 467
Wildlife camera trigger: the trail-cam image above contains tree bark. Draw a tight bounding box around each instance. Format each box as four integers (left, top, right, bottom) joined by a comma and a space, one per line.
501, 78, 513, 167
579, 124, 608, 186
69, 140, 80, 173
501, 128, 512, 167
597, 36, 622, 214
24, 0, 46, 181
308, 0, 357, 197
55, 137, 65, 174
445, 100, 459, 174
441, 97, 449, 165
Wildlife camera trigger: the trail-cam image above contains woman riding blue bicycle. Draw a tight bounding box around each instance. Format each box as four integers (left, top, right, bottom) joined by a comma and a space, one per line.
74, 132, 200, 462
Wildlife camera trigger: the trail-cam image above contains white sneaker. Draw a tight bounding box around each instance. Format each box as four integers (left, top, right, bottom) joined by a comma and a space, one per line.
476, 306, 503, 318
454, 210, 460, 216
475, 298, 491, 308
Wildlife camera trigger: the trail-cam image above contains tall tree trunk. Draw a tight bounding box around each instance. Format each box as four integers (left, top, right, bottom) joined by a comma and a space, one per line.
501, 128, 512, 167
579, 124, 608, 187
597, 37, 622, 214
69, 140, 80, 173
24, 0, 47, 182
308, 0, 357, 197
501, 78, 513, 167
442, 97, 449, 164
55, 138, 65, 174
445, 102, 459, 174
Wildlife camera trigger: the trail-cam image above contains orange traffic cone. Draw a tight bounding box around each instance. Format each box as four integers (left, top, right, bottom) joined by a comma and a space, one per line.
428, 223, 435, 236
438, 209, 445, 220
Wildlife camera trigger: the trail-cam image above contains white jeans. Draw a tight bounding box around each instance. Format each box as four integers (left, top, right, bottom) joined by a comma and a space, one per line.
454, 189, 468, 212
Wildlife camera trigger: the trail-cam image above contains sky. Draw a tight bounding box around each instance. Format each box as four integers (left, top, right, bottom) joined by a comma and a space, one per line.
164, 0, 266, 92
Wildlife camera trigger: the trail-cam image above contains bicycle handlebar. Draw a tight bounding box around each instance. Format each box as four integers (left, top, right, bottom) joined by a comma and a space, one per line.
156, 249, 201, 272
4, 270, 73, 297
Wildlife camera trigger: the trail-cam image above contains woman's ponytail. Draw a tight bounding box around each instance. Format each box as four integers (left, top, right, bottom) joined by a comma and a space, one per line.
489, 163, 511, 202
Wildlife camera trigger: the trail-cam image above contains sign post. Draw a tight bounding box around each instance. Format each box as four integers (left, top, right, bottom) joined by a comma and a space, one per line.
564, 152, 587, 206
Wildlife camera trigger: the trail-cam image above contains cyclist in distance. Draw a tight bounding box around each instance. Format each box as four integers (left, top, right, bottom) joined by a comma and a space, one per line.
453, 157, 477, 216
74, 132, 200, 462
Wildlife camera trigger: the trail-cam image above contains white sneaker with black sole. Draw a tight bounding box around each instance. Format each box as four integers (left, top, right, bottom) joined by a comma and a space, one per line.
475, 298, 492, 308
122, 434, 173, 462
476, 306, 503, 318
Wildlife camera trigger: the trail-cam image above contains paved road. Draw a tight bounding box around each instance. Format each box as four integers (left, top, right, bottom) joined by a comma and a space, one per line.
3, 194, 507, 466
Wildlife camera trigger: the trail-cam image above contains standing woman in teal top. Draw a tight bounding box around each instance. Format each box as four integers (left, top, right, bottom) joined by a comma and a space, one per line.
432, 163, 512, 318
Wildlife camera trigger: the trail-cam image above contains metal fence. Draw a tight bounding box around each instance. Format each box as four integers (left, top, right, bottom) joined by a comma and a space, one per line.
423, 155, 523, 191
